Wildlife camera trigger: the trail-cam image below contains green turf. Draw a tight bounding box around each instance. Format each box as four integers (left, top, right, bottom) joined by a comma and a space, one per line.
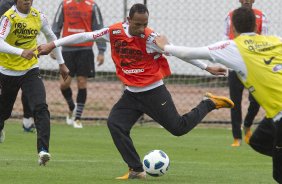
0, 121, 275, 184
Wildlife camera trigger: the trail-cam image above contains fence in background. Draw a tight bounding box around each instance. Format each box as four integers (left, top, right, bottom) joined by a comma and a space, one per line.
12, 0, 282, 123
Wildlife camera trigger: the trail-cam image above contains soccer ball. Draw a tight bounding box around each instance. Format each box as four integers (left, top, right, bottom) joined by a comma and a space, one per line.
142, 150, 170, 177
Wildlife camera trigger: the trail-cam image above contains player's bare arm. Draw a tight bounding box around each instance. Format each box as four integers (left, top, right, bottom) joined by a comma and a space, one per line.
59, 63, 69, 81
206, 66, 227, 76
155, 35, 169, 51
21, 48, 37, 60
37, 42, 56, 56
96, 54, 105, 66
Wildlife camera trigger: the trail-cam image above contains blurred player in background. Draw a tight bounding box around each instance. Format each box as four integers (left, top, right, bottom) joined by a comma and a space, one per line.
0, 0, 69, 166
37, 3, 234, 179
51, 0, 106, 128
224, 0, 268, 147
155, 7, 282, 183
0, 0, 35, 132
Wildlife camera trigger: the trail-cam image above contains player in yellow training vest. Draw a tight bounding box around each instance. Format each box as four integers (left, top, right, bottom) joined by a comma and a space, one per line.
155, 7, 282, 183
0, 0, 36, 133
0, 0, 69, 166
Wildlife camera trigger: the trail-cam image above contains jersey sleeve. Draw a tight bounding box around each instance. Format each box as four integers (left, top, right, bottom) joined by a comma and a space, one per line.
146, 32, 165, 54
92, 3, 107, 54
207, 40, 246, 75
0, 16, 11, 40
40, 12, 65, 64
0, 16, 23, 55
54, 27, 110, 47
51, 2, 63, 39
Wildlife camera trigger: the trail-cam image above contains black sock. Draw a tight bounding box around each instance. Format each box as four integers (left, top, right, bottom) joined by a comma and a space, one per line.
61, 88, 75, 111
75, 88, 87, 120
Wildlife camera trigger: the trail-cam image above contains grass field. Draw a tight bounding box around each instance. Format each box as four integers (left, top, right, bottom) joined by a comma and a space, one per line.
0, 121, 276, 184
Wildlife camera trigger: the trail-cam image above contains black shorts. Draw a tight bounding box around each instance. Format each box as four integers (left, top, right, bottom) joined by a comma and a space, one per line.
62, 50, 95, 78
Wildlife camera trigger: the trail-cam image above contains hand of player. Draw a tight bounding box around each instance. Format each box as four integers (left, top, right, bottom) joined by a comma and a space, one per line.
96, 54, 105, 66
154, 35, 169, 51
59, 63, 69, 81
205, 66, 227, 76
37, 42, 56, 56
21, 48, 37, 60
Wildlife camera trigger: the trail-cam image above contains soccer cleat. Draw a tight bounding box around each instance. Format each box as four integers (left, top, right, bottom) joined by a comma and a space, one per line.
204, 93, 234, 109
231, 139, 242, 147
66, 113, 74, 125
73, 120, 83, 128
244, 127, 252, 144
23, 124, 36, 133
0, 130, 5, 143
116, 169, 146, 180
38, 151, 51, 166
66, 104, 77, 125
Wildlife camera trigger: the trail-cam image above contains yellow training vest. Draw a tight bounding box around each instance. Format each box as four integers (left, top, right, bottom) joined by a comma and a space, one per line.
234, 34, 282, 118
0, 7, 41, 71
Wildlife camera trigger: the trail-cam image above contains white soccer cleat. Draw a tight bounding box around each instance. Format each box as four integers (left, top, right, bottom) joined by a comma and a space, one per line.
73, 120, 83, 128
38, 151, 51, 166
66, 113, 74, 125
66, 104, 77, 125
0, 130, 5, 143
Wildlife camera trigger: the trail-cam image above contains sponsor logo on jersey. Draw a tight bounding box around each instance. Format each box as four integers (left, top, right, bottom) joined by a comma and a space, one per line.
122, 68, 145, 74
69, 21, 80, 26
31, 11, 38, 17
208, 42, 230, 50
273, 64, 282, 72
12, 22, 39, 38
112, 29, 121, 35
0, 18, 9, 35
15, 39, 32, 46
92, 29, 108, 39
114, 40, 143, 63
263, 57, 275, 65
10, 14, 16, 19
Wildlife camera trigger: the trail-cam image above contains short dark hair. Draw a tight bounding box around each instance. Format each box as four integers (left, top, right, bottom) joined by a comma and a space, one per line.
232, 7, 256, 33
129, 3, 149, 19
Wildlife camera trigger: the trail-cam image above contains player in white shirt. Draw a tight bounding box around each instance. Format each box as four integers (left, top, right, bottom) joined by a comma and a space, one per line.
0, 0, 69, 166
155, 7, 282, 183
224, 0, 268, 147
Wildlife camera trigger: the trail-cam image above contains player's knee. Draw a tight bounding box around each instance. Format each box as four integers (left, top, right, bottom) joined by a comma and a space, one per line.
249, 135, 273, 157
34, 103, 48, 111
169, 129, 186, 137
107, 117, 118, 131
107, 118, 129, 138
34, 103, 50, 117
162, 124, 187, 136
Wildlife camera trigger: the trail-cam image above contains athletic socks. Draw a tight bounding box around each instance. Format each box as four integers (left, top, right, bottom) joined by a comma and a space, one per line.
61, 87, 75, 111
75, 88, 87, 120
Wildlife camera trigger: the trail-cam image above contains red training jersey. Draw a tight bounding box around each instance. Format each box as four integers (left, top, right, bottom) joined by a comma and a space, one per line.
62, 0, 94, 47
109, 22, 171, 87
228, 8, 263, 39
